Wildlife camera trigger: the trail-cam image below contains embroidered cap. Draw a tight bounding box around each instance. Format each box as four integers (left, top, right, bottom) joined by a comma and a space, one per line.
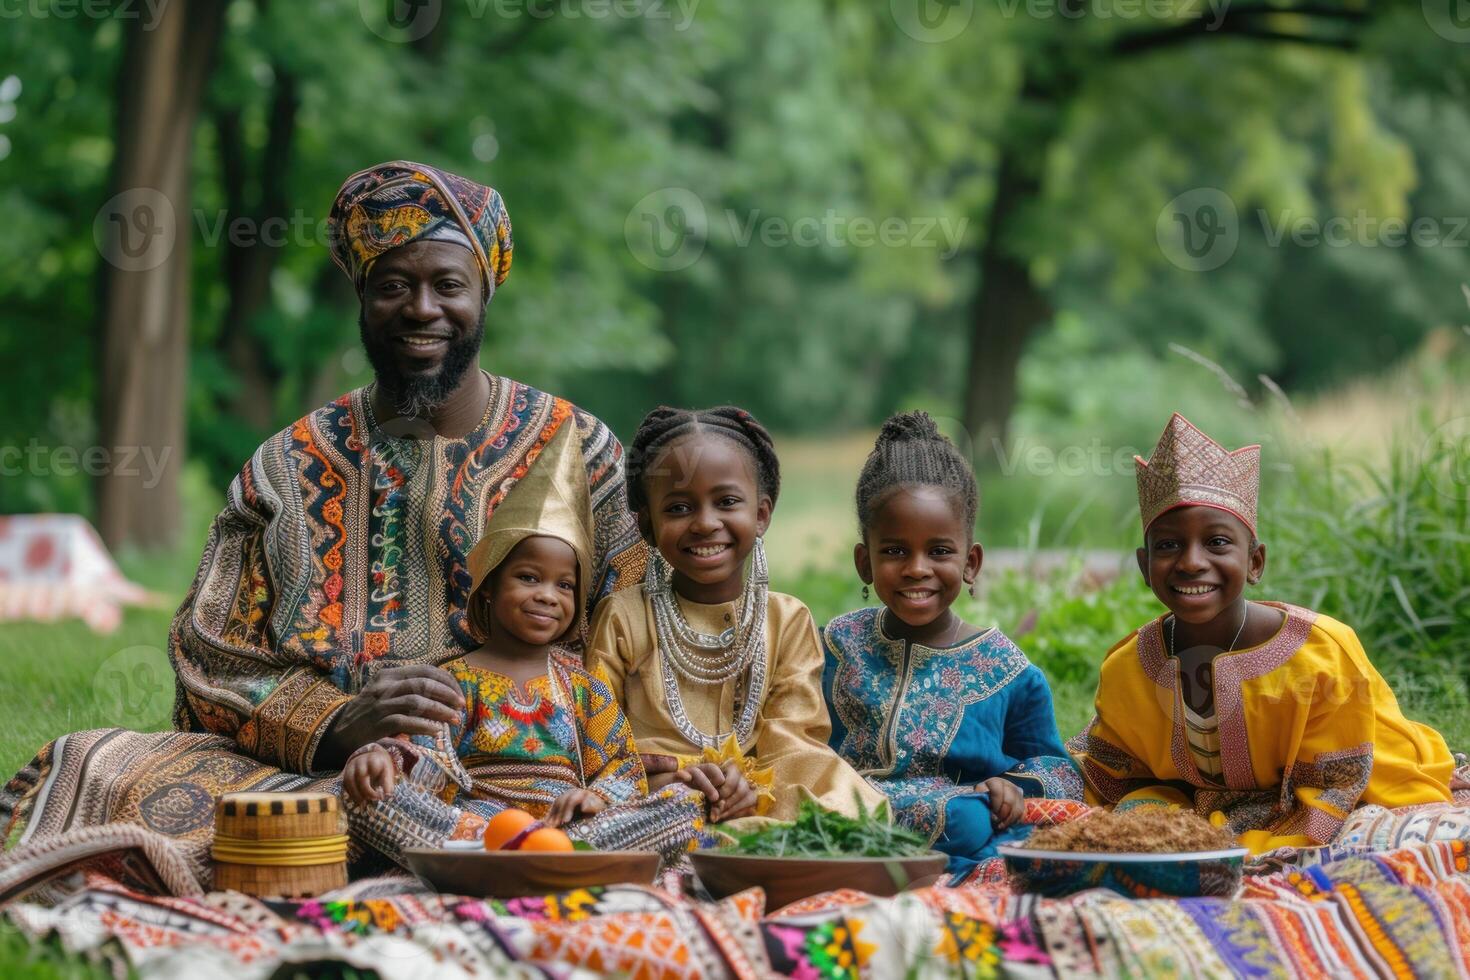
1135, 413, 1260, 534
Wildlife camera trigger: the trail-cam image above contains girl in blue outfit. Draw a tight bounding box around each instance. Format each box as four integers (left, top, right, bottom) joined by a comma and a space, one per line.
821, 412, 1083, 876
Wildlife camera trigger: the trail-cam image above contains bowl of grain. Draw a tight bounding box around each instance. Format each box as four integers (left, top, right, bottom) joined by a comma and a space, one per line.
997, 808, 1248, 899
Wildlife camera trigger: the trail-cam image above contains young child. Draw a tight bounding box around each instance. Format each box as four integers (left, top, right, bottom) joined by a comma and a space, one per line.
588, 406, 886, 823
821, 412, 1083, 875
342, 425, 706, 860
1074, 413, 1454, 854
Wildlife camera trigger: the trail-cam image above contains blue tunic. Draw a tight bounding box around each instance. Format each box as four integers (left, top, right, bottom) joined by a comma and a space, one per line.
821, 607, 1083, 874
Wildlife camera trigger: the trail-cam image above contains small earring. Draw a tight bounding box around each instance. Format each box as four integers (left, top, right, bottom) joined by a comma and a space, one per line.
968, 581, 977, 598
861, 585, 870, 602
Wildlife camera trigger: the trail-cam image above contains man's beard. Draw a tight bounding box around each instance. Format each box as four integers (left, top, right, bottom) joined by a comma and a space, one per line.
358, 309, 486, 419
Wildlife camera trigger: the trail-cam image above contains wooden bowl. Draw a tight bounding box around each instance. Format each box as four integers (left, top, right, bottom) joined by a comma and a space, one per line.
403, 848, 660, 898
689, 852, 948, 911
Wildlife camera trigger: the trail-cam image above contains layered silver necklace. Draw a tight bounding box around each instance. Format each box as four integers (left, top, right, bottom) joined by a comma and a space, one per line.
647, 538, 769, 750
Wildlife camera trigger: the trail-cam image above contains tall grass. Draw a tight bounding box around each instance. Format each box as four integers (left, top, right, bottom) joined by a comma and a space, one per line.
1266, 422, 1470, 729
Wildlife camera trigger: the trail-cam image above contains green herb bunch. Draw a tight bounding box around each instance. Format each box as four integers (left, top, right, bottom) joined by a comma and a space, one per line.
724, 797, 930, 857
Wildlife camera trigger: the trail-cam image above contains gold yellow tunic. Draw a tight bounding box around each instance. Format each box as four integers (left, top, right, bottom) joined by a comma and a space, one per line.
1073, 602, 1454, 854
588, 586, 887, 820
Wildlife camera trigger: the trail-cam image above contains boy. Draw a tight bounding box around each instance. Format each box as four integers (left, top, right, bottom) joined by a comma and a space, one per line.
1073, 414, 1453, 854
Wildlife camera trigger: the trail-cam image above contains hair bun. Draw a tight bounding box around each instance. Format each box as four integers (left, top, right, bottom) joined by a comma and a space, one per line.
877, 410, 941, 444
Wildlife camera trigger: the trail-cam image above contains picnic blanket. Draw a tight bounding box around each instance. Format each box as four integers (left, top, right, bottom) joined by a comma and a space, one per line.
4, 838, 1470, 978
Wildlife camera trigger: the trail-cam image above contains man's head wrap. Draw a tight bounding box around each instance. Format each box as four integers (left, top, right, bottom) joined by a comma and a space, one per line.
327, 160, 512, 298
1135, 413, 1261, 535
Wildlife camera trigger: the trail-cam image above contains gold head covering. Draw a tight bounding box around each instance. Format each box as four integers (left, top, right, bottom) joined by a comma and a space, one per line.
1135, 413, 1260, 534
467, 424, 594, 640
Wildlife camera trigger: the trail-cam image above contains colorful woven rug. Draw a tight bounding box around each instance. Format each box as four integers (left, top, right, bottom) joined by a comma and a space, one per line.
4, 839, 1470, 978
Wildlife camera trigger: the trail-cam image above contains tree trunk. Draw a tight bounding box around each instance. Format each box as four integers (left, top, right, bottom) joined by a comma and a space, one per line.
95, 0, 225, 551
215, 70, 300, 433
961, 146, 1050, 463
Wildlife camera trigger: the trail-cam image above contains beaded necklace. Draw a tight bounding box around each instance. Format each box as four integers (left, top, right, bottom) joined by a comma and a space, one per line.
646, 539, 769, 749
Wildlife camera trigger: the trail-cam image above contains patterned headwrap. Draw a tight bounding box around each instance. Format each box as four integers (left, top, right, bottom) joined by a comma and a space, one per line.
327, 160, 513, 298
1135, 413, 1261, 535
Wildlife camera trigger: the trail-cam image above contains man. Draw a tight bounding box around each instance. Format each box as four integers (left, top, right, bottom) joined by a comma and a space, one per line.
0, 162, 650, 891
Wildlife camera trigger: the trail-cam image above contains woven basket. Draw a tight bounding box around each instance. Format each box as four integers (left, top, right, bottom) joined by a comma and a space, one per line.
211, 791, 348, 898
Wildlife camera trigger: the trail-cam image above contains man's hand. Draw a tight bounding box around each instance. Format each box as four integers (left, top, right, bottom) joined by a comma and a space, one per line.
316, 664, 465, 770
543, 789, 607, 828
981, 776, 1024, 831
342, 746, 397, 805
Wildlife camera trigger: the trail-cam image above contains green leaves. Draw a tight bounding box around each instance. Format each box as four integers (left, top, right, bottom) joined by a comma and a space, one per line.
724, 797, 930, 858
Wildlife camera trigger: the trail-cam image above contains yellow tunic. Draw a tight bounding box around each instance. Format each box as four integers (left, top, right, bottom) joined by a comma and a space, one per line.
588, 586, 887, 820
1074, 602, 1453, 854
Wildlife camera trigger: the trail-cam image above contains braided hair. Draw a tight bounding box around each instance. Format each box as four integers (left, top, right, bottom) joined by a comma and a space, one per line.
625, 406, 781, 535
855, 411, 977, 538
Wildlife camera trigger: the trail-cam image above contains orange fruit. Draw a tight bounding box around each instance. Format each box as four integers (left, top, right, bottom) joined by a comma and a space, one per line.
483, 809, 537, 851
517, 827, 575, 852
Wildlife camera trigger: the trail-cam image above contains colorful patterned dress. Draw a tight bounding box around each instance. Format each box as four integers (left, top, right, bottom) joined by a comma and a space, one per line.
351, 652, 706, 860
1071, 602, 1456, 854
822, 608, 1083, 874
0, 378, 647, 889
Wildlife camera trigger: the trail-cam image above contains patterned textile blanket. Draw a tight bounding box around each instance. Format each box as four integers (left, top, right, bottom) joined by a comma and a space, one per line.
5, 839, 1470, 978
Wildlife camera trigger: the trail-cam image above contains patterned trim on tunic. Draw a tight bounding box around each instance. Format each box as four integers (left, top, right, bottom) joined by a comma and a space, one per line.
824, 608, 1029, 778
1138, 603, 1315, 792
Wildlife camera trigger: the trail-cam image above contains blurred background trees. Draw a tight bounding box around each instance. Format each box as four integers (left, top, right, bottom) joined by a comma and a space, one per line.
0, 0, 1467, 552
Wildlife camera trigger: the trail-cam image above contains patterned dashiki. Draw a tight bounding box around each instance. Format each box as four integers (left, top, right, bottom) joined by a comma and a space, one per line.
1072, 602, 1456, 854
821, 607, 1083, 875
0, 377, 647, 890
350, 652, 706, 861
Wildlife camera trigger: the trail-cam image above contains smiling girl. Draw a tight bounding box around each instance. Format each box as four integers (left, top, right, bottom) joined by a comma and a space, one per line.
821, 413, 1082, 875
588, 406, 884, 823
1074, 414, 1454, 854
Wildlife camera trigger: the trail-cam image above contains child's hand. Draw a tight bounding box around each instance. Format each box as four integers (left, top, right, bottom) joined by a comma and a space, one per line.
544, 789, 607, 828
343, 746, 397, 805
641, 752, 681, 792
981, 777, 1023, 830
677, 762, 759, 822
